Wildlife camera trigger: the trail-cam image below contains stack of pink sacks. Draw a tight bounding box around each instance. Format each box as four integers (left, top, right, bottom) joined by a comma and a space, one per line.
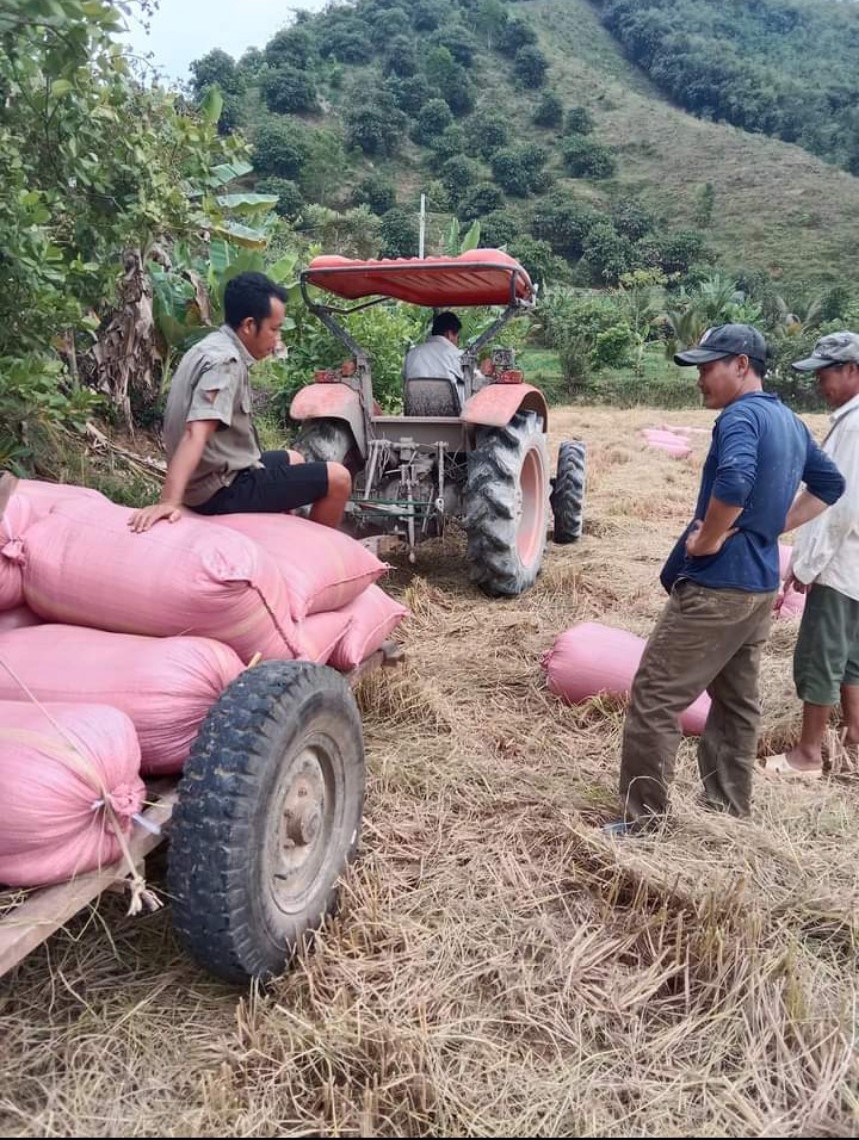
0, 478, 409, 887
542, 621, 711, 734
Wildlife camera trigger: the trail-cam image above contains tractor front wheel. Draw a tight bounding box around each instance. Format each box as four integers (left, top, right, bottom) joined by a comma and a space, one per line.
295, 417, 360, 473
464, 410, 550, 597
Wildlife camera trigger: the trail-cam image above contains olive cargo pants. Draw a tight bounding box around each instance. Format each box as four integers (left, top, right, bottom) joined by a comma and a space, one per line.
620, 581, 777, 826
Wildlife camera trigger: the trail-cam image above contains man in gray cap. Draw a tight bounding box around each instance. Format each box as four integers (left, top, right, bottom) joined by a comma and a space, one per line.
765, 331, 859, 776
608, 324, 844, 834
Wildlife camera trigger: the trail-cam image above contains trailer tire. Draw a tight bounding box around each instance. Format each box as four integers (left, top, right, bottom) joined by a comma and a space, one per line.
168, 660, 365, 984
550, 439, 587, 544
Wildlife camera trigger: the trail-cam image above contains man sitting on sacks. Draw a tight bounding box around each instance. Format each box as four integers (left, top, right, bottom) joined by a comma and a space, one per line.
130, 272, 351, 532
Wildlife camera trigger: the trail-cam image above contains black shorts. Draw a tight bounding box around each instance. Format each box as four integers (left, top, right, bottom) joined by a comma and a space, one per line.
194, 451, 329, 516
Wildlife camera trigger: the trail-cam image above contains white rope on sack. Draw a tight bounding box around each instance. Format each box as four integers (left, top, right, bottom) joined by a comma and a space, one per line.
0, 655, 163, 916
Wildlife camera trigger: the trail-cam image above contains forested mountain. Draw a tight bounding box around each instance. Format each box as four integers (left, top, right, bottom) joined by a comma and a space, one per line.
187, 0, 859, 291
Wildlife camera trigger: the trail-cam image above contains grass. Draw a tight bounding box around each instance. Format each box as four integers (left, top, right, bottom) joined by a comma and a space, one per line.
2, 405, 857, 1136
522, 345, 706, 408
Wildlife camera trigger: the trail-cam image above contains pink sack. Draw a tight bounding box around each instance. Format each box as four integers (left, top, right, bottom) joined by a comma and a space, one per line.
0, 493, 30, 611
0, 604, 41, 634
642, 429, 687, 444
0, 700, 145, 887
775, 542, 806, 620
660, 424, 711, 436
0, 625, 244, 775
16, 479, 107, 521
542, 621, 711, 735
650, 441, 692, 459
214, 513, 388, 620
294, 609, 354, 665
22, 499, 299, 662
329, 585, 409, 671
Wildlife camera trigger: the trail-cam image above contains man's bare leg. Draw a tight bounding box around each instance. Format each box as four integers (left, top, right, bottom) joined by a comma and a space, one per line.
309, 462, 351, 529
840, 683, 859, 750
785, 702, 832, 771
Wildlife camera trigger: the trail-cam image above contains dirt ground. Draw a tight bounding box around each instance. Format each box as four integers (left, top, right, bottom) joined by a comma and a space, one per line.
1, 406, 857, 1137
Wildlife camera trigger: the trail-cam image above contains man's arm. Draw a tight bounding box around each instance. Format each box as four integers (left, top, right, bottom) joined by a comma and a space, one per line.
784, 432, 849, 584
686, 411, 756, 557
128, 419, 219, 532
685, 498, 742, 557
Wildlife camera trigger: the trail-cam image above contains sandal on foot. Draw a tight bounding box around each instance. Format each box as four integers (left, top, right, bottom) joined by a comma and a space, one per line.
761, 753, 822, 779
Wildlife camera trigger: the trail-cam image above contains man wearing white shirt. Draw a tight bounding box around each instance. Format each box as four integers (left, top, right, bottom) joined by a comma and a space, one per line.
403, 311, 465, 407
780, 331, 859, 774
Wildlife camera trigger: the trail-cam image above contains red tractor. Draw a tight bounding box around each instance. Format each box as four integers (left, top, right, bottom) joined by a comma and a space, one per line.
290, 250, 586, 597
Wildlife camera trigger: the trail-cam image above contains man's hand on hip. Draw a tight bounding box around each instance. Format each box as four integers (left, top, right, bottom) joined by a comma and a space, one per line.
685, 518, 737, 558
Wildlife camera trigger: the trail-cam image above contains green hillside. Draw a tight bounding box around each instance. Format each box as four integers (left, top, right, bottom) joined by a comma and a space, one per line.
190, 0, 859, 291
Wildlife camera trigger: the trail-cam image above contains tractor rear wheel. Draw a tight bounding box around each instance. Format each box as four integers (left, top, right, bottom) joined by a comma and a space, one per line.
295, 417, 360, 473
168, 660, 365, 984
550, 439, 587, 544
464, 410, 549, 597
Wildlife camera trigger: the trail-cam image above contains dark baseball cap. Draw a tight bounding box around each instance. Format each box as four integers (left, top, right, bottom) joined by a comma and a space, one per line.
674, 323, 768, 367
792, 331, 859, 372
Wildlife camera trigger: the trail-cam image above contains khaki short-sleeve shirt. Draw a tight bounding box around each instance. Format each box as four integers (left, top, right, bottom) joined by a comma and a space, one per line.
162, 325, 262, 507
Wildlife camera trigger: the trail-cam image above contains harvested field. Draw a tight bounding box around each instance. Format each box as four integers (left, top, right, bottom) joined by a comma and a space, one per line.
1, 406, 857, 1137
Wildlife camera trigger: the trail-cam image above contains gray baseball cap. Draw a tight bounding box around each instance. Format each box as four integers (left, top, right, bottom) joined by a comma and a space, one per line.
792, 330, 859, 372
674, 323, 768, 367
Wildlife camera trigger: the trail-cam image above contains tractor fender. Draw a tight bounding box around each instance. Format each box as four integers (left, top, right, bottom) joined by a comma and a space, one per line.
289, 383, 367, 455
461, 384, 549, 432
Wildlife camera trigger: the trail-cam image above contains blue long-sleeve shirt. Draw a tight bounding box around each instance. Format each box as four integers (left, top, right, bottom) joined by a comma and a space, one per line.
661, 391, 845, 594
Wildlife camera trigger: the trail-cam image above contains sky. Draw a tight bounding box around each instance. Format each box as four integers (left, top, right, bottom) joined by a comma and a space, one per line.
122, 0, 328, 85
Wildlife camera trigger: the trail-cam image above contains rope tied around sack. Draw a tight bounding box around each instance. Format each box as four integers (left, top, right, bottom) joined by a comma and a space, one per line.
0, 654, 162, 916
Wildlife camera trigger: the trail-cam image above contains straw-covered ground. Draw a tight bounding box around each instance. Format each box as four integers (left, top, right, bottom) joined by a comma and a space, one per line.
1, 406, 857, 1137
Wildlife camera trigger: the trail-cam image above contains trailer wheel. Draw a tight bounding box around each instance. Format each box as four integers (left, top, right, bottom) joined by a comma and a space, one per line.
168, 661, 365, 983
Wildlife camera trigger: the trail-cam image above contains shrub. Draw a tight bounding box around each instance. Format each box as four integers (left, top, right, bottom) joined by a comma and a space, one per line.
353, 174, 397, 216
564, 106, 595, 135
514, 44, 548, 89
478, 209, 521, 249
498, 16, 537, 54
264, 26, 316, 71
458, 182, 505, 224
611, 199, 655, 242
581, 224, 637, 285
507, 237, 571, 291
533, 91, 563, 127
490, 146, 532, 197
465, 109, 508, 160
428, 124, 467, 168
262, 66, 318, 115
256, 176, 304, 219
441, 154, 481, 202
345, 95, 407, 156
383, 35, 418, 78
562, 136, 616, 179
253, 119, 310, 180
531, 190, 600, 259
385, 74, 437, 116
412, 97, 454, 145
429, 24, 479, 67
380, 207, 419, 258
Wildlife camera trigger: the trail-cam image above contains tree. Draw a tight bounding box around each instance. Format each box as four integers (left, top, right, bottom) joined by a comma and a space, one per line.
262, 66, 318, 115
256, 177, 304, 220
465, 109, 508, 159
344, 96, 407, 156
424, 46, 474, 115
478, 209, 521, 249
564, 106, 595, 135
298, 205, 382, 259
562, 136, 616, 179
441, 154, 481, 203
458, 183, 505, 224
531, 191, 599, 259
514, 45, 548, 89
189, 49, 245, 135
694, 181, 716, 228
581, 225, 637, 285
498, 17, 538, 55
264, 26, 317, 71
533, 91, 564, 128
656, 229, 711, 277
254, 120, 309, 180
380, 207, 420, 258
412, 98, 454, 145
384, 73, 437, 116
300, 128, 348, 206
430, 24, 479, 66
354, 175, 397, 216
472, 0, 508, 51
490, 146, 544, 198
412, 0, 450, 33
428, 124, 467, 168
383, 35, 418, 78
611, 200, 654, 242
508, 238, 570, 290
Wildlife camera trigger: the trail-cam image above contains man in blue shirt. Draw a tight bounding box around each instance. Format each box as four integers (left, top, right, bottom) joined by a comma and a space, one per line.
615, 324, 844, 832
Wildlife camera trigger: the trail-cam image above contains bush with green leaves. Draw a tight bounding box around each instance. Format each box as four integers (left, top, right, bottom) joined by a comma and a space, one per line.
478, 209, 521, 249
564, 106, 595, 135
533, 91, 564, 127
384, 74, 437, 116
256, 177, 304, 219
514, 44, 548, 88
383, 35, 419, 78
424, 46, 475, 114
441, 154, 482, 203
538, 289, 631, 386
262, 66, 318, 115
465, 109, 509, 160
429, 124, 467, 169
380, 207, 420, 258
561, 136, 617, 179
508, 237, 571, 291
254, 119, 310, 179
498, 16, 538, 54
412, 0, 452, 33
264, 26, 317, 71
611, 200, 655, 242
531, 190, 600, 259
656, 230, 711, 277
344, 95, 407, 156
297, 205, 382, 259
458, 183, 505, 224
412, 98, 454, 145
189, 49, 246, 135
490, 147, 532, 197
581, 224, 637, 285
430, 24, 479, 66
353, 175, 397, 216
